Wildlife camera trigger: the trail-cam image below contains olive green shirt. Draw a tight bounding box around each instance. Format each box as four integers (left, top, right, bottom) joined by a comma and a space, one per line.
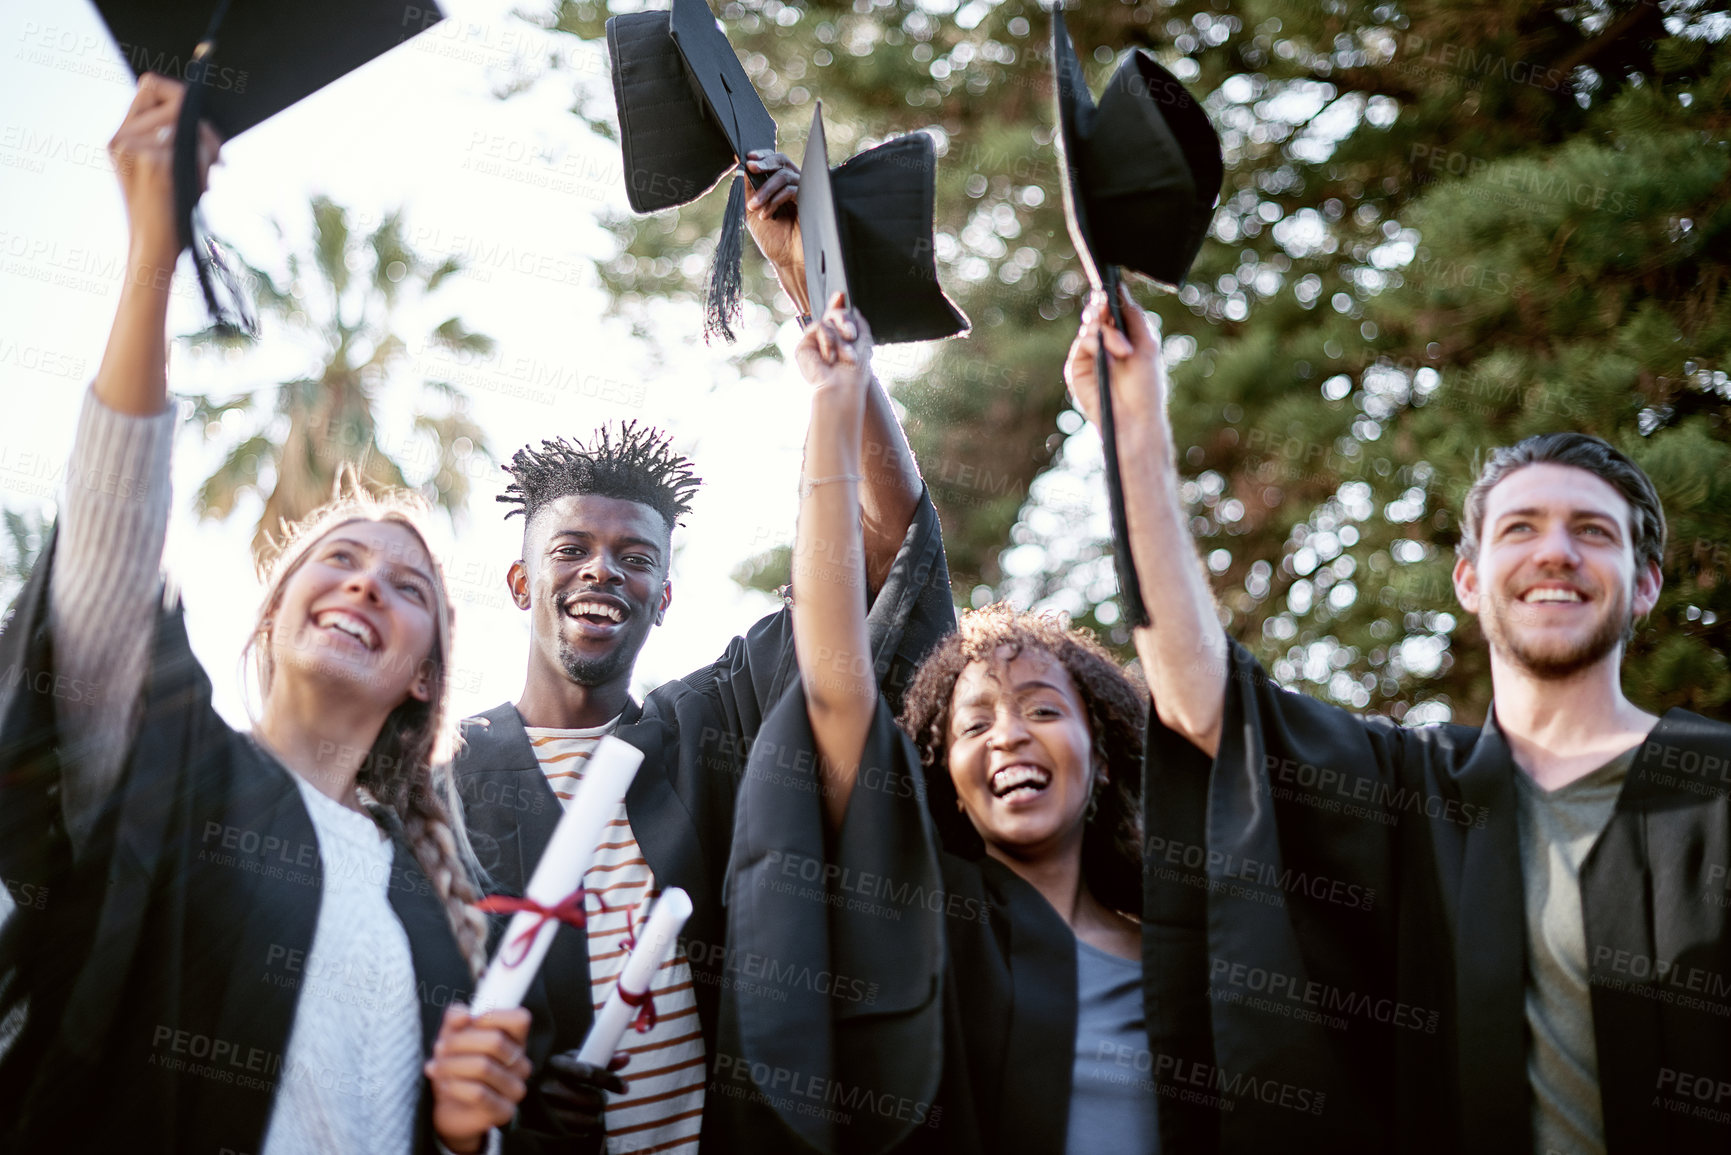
1515, 744, 1640, 1155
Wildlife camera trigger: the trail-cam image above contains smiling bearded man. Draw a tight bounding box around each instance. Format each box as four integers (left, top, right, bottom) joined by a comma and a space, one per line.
451, 416, 954, 1155
1459, 455, 1653, 685
1061, 289, 1731, 1155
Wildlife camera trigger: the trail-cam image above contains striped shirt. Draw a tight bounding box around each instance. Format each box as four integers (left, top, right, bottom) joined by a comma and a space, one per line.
526, 726, 706, 1155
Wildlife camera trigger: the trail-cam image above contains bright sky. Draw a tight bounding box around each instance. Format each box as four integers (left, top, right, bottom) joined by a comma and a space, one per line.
0, 0, 840, 723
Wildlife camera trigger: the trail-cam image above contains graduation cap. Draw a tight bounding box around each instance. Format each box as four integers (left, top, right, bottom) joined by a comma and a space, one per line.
795, 103, 968, 345
606, 0, 779, 344
93, 0, 446, 335
1051, 8, 1222, 628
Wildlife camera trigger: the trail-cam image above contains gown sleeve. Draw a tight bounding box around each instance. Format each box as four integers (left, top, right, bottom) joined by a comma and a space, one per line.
0, 385, 175, 940
1140, 699, 1227, 1153
706, 490, 952, 1154
718, 681, 946, 1155
1192, 637, 1474, 1151
0, 477, 282, 1151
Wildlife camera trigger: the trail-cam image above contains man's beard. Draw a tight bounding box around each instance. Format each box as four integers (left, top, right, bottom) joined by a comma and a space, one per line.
1480, 583, 1631, 680
557, 635, 636, 688
553, 587, 644, 688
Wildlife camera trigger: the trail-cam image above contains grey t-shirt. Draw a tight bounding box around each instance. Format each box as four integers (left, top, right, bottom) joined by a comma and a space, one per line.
1066, 938, 1160, 1155
1515, 744, 1640, 1155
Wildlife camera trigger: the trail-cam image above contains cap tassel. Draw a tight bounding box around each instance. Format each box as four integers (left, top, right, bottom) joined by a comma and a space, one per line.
703, 171, 748, 344
171, 6, 256, 338
1097, 269, 1151, 629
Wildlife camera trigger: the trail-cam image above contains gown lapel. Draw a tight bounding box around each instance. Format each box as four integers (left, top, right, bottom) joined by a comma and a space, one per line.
1444, 710, 1528, 1154
460, 703, 594, 1050
456, 703, 560, 900
1583, 709, 1731, 1152
983, 859, 1078, 1155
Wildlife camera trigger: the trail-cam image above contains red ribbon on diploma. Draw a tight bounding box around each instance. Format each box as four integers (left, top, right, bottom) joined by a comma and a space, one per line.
611, 898, 657, 1033
619, 982, 658, 1033
477, 888, 613, 968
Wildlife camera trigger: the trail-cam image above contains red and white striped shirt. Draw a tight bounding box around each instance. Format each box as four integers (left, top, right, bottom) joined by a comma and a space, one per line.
527, 725, 706, 1155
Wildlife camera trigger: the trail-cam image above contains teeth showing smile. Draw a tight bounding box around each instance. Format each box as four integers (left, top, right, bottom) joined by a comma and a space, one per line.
1522, 588, 1584, 604
569, 600, 627, 623
316, 610, 378, 651
991, 764, 1051, 799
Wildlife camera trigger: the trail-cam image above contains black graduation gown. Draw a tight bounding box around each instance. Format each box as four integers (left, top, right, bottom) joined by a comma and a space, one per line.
453, 489, 955, 1154
1191, 638, 1731, 1155
0, 534, 474, 1155
719, 679, 1222, 1155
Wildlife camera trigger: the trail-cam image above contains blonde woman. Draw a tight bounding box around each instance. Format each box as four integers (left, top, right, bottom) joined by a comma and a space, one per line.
0, 76, 528, 1155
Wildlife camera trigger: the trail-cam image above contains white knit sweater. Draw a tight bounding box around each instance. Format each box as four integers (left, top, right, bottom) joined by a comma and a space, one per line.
261, 775, 424, 1154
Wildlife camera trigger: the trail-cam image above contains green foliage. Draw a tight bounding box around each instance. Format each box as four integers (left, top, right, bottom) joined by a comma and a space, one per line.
0, 506, 48, 621
183, 197, 497, 559
732, 542, 794, 595
537, 0, 1730, 724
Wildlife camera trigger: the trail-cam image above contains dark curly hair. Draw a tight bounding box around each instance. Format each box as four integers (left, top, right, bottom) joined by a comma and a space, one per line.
497, 422, 702, 539
897, 604, 1147, 915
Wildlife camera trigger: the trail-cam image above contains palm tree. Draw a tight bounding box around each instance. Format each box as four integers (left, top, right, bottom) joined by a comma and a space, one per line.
0, 506, 48, 622
186, 196, 496, 557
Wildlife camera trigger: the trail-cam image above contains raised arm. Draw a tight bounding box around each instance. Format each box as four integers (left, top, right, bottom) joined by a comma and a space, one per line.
787, 297, 879, 829
95, 75, 219, 416
46, 76, 219, 849
745, 153, 922, 596
1064, 289, 1227, 756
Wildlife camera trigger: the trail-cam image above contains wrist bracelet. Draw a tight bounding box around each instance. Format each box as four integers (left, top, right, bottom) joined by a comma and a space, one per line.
799, 472, 862, 499
796, 312, 814, 329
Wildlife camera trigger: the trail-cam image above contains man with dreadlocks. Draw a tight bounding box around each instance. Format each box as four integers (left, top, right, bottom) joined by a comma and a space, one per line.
454, 175, 955, 1155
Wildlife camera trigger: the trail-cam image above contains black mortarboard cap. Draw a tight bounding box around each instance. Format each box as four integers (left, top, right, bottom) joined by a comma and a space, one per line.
93, 0, 446, 334
796, 104, 968, 346
607, 0, 778, 344
1051, 9, 1222, 628
1052, 10, 1222, 293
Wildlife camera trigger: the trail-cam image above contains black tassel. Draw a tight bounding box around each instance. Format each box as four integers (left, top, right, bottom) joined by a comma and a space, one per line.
704, 171, 748, 345
171, 1, 256, 338
1097, 267, 1151, 629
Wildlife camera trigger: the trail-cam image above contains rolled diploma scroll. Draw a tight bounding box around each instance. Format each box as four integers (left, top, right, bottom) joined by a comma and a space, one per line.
577, 887, 694, 1066
472, 735, 645, 1013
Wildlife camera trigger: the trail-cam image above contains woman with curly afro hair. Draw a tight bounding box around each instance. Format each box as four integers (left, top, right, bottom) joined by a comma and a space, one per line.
898, 603, 1149, 929
716, 298, 1216, 1155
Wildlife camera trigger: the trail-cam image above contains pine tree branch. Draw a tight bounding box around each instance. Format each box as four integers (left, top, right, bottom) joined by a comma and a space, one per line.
1554, 0, 1665, 80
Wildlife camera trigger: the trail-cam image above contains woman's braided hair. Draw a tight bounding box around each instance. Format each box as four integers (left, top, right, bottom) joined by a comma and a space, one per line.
248, 471, 489, 975
897, 604, 1148, 915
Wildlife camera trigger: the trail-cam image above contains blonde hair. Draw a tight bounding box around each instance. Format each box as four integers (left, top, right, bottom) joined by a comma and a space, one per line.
247, 471, 489, 975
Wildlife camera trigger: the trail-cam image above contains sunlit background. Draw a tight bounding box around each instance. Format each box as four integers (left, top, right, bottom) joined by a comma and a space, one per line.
0, 0, 839, 723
